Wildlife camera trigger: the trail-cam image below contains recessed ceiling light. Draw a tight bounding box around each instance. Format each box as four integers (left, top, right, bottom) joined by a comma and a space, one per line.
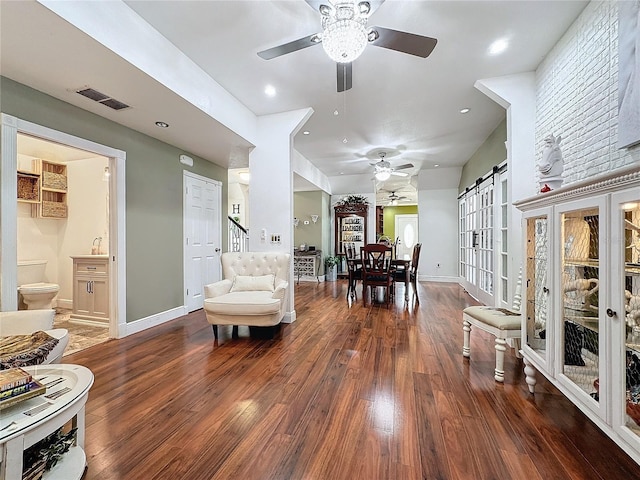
488, 38, 509, 56
340, 172, 344, 175
155, 121, 169, 128
434, 164, 439, 167
333, 110, 339, 116
303, 131, 310, 135
460, 108, 470, 114
264, 85, 276, 97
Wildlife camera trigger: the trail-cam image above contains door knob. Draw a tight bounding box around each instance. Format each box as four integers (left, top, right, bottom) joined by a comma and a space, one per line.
215, 248, 221, 253
606, 308, 616, 318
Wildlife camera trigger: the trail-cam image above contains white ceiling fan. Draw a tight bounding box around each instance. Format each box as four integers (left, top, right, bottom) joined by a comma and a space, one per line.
371, 152, 413, 181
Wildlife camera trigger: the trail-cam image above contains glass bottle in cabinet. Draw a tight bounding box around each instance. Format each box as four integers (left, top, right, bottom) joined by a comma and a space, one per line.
524, 214, 549, 364
560, 206, 601, 400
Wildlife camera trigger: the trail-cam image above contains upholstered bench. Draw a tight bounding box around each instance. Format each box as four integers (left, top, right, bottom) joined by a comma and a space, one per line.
462, 306, 522, 382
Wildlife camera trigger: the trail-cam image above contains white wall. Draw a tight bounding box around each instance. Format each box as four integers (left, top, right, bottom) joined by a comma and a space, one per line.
58, 158, 109, 302
417, 187, 459, 282
17, 154, 61, 287
536, 0, 640, 183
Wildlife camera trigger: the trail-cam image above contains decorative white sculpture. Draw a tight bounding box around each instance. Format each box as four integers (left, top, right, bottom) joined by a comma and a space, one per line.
538, 134, 564, 192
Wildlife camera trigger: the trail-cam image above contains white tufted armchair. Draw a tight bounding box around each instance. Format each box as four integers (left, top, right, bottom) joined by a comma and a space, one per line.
203, 252, 291, 339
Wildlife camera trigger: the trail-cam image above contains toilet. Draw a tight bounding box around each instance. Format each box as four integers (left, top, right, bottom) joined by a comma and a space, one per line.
17, 260, 60, 310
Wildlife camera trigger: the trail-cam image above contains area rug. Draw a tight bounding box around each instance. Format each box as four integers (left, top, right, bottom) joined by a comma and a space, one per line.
54, 309, 109, 356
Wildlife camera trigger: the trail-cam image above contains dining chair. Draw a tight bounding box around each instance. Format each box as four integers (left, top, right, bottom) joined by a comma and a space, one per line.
345, 245, 362, 299
360, 244, 394, 307
393, 243, 422, 303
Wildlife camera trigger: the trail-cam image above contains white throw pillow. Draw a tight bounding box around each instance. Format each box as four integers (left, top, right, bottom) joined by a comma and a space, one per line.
230, 274, 275, 293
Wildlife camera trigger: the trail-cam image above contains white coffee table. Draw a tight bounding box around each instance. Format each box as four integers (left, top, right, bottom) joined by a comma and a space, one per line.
0, 364, 94, 480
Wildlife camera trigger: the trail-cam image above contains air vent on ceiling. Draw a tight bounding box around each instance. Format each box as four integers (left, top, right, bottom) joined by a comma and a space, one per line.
76, 87, 130, 111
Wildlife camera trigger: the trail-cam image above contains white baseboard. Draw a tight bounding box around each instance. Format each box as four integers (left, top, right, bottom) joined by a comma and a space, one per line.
55, 299, 73, 310
419, 275, 459, 283
69, 317, 108, 328
121, 305, 188, 337
296, 276, 323, 283
282, 309, 296, 324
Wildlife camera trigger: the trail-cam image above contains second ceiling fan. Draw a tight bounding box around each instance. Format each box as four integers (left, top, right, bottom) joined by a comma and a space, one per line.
257, 0, 438, 92
371, 152, 413, 180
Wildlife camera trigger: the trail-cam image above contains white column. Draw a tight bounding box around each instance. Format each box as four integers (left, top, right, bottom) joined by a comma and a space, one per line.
249, 108, 313, 323
1, 114, 19, 311
475, 73, 536, 297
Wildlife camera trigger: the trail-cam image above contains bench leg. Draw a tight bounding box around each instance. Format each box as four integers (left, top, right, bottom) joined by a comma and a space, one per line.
212, 325, 218, 339
494, 337, 507, 382
462, 319, 471, 357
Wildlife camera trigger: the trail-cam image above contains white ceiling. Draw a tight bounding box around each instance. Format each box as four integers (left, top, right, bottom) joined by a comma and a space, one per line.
1, 1, 588, 206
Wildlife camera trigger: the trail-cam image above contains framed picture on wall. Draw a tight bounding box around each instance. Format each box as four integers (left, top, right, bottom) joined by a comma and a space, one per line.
618, 0, 640, 149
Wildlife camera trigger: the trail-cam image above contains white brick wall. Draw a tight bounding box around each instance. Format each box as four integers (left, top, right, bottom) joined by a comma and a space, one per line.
536, 1, 639, 186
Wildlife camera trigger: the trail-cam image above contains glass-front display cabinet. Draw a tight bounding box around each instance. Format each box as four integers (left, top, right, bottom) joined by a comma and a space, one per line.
516, 166, 640, 466
556, 198, 605, 420
334, 203, 368, 276
523, 211, 550, 371
612, 189, 640, 449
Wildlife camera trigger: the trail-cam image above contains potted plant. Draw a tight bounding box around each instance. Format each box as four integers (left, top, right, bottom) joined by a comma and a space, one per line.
334, 194, 368, 207
324, 255, 340, 282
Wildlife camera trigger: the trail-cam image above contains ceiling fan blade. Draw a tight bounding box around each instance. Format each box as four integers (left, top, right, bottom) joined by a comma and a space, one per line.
391, 171, 409, 177
369, 26, 437, 58
337, 62, 353, 92
395, 163, 414, 170
257, 34, 321, 60
305, 0, 386, 15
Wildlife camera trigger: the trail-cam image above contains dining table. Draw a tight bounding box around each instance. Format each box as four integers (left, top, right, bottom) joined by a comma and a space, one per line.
346, 257, 411, 301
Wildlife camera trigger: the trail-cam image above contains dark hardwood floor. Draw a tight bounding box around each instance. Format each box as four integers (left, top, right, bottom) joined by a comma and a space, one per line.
64, 280, 640, 479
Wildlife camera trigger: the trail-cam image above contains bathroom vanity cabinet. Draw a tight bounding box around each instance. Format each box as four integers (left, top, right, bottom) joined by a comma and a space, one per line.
515, 165, 640, 465
70, 256, 109, 325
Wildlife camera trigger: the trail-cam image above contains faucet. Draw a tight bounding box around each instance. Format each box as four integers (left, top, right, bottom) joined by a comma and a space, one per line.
92, 237, 102, 255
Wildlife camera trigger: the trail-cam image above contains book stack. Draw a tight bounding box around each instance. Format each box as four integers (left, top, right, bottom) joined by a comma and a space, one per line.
0, 367, 46, 411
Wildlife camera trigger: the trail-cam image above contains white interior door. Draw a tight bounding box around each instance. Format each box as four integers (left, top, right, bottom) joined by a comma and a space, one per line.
184, 172, 221, 312
395, 214, 418, 260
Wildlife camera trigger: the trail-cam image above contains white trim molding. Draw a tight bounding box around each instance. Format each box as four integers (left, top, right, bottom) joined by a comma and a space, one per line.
122, 306, 188, 336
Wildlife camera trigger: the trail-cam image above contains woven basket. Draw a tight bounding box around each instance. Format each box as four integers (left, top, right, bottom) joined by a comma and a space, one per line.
17, 176, 39, 201
42, 171, 67, 190
42, 201, 67, 218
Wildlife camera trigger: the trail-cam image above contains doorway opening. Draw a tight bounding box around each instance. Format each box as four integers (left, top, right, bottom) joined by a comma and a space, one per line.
17, 134, 111, 353
1, 114, 126, 353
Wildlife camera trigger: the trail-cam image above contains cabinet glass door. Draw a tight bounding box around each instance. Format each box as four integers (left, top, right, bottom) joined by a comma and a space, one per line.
560, 206, 601, 400
525, 214, 549, 363
614, 194, 640, 439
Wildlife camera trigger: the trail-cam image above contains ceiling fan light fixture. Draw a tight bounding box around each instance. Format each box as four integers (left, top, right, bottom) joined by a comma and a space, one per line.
322, 19, 368, 63
358, 1, 371, 16
375, 169, 391, 181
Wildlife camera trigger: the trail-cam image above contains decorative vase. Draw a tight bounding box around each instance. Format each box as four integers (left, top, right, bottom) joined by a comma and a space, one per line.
326, 265, 337, 282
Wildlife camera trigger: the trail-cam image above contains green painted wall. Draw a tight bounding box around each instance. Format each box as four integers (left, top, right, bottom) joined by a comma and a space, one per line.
382, 205, 418, 241
294, 190, 331, 274
1, 77, 228, 322
458, 118, 507, 193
